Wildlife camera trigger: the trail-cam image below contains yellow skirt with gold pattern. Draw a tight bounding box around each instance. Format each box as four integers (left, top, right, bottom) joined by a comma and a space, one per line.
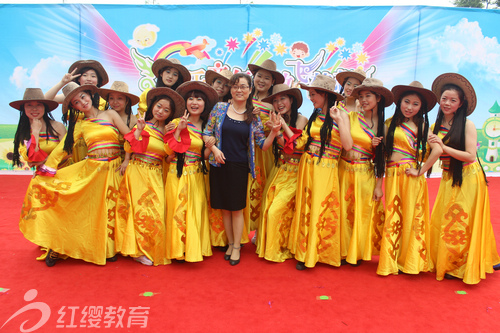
377, 162, 433, 275
430, 162, 500, 284
339, 158, 384, 264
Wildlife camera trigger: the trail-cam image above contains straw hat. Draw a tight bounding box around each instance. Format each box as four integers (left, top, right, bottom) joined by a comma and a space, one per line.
176, 81, 219, 118
392, 81, 437, 112
351, 78, 394, 107
68, 60, 109, 87
335, 68, 366, 86
10, 88, 58, 112
146, 87, 185, 118
61, 82, 99, 114
431, 73, 476, 115
262, 83, 303, 108
204, 69, 233, 85
99, 81, 140, 106
248, 59, 285, 85
152, 58, 191, 84
299, 74, 344, 101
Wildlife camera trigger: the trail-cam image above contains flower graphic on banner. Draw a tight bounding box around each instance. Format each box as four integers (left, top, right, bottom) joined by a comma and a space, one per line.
335, 37, 346, 47
253, 28, 263, 37
215, 48, 224, 57
270, 33, 282, 45
225, 37, 240, 52
356, 51, 369, 65
339, 48, 351, 61
352, 42, 364, 54
274, 42, 287, 56
257, 39, 271, 51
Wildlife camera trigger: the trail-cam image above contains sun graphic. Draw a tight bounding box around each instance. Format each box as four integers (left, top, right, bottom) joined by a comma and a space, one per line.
356, 52, 370, 65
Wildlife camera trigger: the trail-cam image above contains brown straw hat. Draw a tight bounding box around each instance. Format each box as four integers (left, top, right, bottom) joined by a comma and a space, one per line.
335, 68, 366, 86
299, 74, 344, 102
10, 88, 59, 112
351, 78, 394, 107
146, 87, 185, 118
392, 81, 437, 112
204, 69, 233, 85
61, 82, 99, 114
152, 58, 191, 84
68, 60, 109, 87
248, 59, 285, 85
99, 81, 140, 106
431, 73, 476, 115
176, 81, 219, 118
262, 83, 303, 108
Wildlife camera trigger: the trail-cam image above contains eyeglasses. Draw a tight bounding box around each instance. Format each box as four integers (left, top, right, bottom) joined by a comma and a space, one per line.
231, 85, 250, 91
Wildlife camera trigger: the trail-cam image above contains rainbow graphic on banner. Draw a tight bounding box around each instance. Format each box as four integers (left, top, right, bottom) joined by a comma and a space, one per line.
154, 41, 211, 60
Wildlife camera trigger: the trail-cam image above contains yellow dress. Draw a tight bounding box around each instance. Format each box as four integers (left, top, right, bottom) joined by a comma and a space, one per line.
115, 123, 170, 265
339, 111, 384, 264
377, 119, 433, 275
430, 125, 500, 284
257, 138, 303, 262
20, 118, 123, 265
137, 89, 150, 117
19, 132, 70, 169
164, 120, 213, 262
288, 113, 343, 268
244, 98, 275, 231
72, 97, 107, 162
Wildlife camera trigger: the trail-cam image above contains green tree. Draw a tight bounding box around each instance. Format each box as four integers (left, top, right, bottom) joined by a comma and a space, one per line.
453, 0, 499, 7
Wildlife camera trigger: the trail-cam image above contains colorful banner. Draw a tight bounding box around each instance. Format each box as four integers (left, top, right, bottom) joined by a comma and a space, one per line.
1, 4, 500, 171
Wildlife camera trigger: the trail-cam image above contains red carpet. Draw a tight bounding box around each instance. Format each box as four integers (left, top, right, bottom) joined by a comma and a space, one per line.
1, 175, 499, 332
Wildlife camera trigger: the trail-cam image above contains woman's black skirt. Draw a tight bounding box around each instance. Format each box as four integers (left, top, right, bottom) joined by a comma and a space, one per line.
209, 161, 249, 211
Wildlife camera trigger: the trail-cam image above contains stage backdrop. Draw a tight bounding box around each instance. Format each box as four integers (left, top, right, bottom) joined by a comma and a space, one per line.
1, 4, 500, 171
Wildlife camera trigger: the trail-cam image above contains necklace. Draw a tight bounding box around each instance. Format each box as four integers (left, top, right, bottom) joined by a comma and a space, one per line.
231, 103, 246, 115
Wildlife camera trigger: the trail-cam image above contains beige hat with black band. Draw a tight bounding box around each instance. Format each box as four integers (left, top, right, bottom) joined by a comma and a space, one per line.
99, 81, 140, 106
431, 73, 476, 115
248, 59, 285, 85
61, 82, 99, 114
204, 69, 233, 86
299, 74, 344, 102
351, 78, 394, 107
262, 83, 303, 108
392, 81, 437, 112
335, 68, 366, 87
10, 88, 59, 112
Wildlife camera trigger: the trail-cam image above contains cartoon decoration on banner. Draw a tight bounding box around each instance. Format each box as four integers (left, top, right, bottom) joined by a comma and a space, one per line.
130, 26, 378, 97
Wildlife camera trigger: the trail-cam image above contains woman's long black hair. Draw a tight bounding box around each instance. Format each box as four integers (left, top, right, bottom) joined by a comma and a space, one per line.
63, 90, 100, 154
303, 91, 338, 163
175, 90, 210, 178
272, 95, 299, 166
386, 91, 429, 173
429, 83, 486, 187
373, 95, 386, 178
13, 105, 60, 167
156, 66, 183, 90
229, 73, 255, 125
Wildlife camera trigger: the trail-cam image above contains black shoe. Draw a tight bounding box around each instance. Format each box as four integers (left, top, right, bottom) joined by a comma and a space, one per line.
175, 259, 186, 263
217, 245, 229, 252
229, 246, 240, 266
45, 249, 59, 267
224, 243, 233, 261
106, 255, 117, 262
296, 261, 306, 271
493, 263, 500, 271
444, 273, 457, 280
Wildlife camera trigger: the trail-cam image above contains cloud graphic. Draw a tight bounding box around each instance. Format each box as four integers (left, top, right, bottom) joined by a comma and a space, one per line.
430, 18, 500, 82
10, 56, 71, 90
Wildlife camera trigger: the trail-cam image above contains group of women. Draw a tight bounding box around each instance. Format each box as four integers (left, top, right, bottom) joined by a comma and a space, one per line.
12, 57, 500, 284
